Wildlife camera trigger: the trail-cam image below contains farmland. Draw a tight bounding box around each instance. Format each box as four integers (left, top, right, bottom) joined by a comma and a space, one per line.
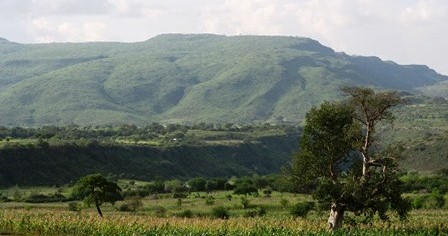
0, 183, 447, 235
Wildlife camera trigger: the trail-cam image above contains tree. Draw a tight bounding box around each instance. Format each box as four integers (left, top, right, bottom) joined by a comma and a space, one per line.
290, 87, 410, 231
188, 177, 206, 192
72, 174, 122, 217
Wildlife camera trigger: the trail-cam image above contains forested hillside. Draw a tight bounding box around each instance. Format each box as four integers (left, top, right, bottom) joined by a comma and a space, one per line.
0, 34, 446, 126
0, 124, 299, 187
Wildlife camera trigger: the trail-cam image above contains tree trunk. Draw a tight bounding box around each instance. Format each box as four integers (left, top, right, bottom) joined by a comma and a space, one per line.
328, 203, 344, 231
95, 201, 103, 217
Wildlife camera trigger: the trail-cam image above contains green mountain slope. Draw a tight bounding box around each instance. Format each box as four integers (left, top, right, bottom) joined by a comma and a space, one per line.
0, 34, 447, 126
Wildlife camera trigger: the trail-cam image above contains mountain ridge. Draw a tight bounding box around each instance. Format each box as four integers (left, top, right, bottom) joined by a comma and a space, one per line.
0, 34, 447, 126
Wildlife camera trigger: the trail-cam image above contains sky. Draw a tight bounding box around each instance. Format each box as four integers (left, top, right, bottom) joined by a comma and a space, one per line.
1, 0, 447, 75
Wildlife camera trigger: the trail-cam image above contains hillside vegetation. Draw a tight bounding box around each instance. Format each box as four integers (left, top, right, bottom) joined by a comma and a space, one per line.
0, 124, 299, 187
1, 34, 447, 126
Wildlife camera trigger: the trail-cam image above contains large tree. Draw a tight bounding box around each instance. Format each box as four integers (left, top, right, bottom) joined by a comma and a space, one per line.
290, 87, 410, 230
72, 174, 122, 217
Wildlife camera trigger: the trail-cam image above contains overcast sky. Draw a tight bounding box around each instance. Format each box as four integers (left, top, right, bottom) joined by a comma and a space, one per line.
1, 0, 447, 75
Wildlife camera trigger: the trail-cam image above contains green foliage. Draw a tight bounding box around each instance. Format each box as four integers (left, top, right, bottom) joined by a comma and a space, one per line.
243, 207, 266, 218
0, 124, 298, 187
153, 206, 167, 217
0, 34, 446, 126
211, 206, 229, 219
205, 195, 215, 205
117, 196, 143, 212
280, 198, 289, 209
188, 177, 206, 192
290, 102, 359, 193
72, 174, 122, 217
291, 87, 410, 229
233, 178, 259, 195
24, 192, 66, 203
427, 190, 446, 209
176, 209, 194, 218
68, 202, 82, 212
409, 191, 446, 210
240, 197, 250, 209
401, 172, 448, 194
290, 201, 314, 218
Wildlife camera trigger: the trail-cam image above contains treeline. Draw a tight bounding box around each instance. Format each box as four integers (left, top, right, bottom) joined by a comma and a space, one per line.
0, 123, 297, 141
119, 175, 291, 199
2, 172, 447, 211
0, 174, 299, 204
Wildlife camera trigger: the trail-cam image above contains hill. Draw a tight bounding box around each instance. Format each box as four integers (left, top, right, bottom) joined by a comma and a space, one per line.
0, 34, 447, 126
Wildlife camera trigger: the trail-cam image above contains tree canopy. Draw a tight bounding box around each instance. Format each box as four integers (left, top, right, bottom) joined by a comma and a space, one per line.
72, 174, 122, 217
290, 87, 410, 230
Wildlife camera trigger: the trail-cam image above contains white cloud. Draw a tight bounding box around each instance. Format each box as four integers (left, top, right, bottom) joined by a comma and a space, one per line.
400, 0, 448, 22
29, 0, 112, 16
0, 0, 447, 74
30, 17, 106, 42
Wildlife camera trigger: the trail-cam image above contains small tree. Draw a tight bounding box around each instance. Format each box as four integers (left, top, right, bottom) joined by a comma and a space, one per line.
72, 174, 122, 217
188, 177, 206, 192
290, 87, 410, 231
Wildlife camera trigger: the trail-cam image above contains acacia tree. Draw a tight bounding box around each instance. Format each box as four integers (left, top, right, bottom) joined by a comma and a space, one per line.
72, 174, 122, 217
290, 87, 410, 231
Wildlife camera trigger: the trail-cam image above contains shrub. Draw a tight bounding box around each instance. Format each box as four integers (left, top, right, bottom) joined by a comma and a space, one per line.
412, 196, 425, 209
262, 188, 272, 195
290, 201, 314, 218
244, 207, 266, 217
176, 209, 194, 218
117, 197, 143, 212
212, 206, 229, 219
240, 196, 250, 209
176, 198, 182, 208
280, 198, 289, 209
25, 193, 66, 203
205, 195, 215, 205
233, 183, 258, 196
173, 192, 187, 199
68, 202, 82, 212
425, 190, 446, 209
153, 206, 167, 217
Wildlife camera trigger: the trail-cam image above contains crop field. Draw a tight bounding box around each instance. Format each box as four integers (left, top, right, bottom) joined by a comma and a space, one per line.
0, 189, 447, 235
0, 208, 447, 235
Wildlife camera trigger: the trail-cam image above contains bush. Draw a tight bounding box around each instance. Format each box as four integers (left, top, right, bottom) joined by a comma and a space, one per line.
262, 188, 272, 195
176, 198, 182, 208
244, 207, 266, 217
233, 183, 258, 195
176, 209, 194, 218
410, 191, 446, 209
280, 198, 289, 209
117, 197, 143, 212
425, 190, 446, 209
153, 206, 167, 217
212, 206, 229, 219
25, 193, 66, 203
240, 196, 250, 209
68, 202, 82, 212
290, 201, 314, 218
412, 196, 425, 209
205, 195, 215, 205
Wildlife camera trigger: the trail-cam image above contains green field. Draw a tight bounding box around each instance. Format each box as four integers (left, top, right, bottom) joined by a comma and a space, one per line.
0, 184, 447, 235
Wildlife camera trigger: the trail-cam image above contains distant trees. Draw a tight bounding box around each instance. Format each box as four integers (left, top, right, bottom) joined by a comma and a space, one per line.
72, 174, 122, 217
290, 87, 410, 230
